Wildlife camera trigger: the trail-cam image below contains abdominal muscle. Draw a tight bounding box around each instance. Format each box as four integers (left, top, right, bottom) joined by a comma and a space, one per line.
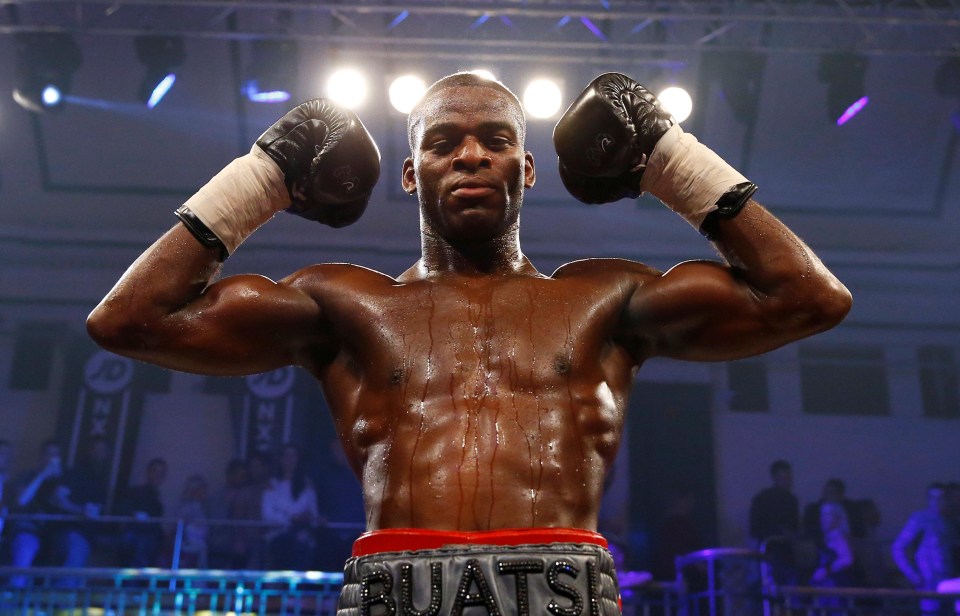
350, 383, 621, 532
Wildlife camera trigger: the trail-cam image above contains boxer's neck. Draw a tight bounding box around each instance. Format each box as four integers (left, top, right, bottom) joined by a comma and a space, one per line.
417, 225, 536, 278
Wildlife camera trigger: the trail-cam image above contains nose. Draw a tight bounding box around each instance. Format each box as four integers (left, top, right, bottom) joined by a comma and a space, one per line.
452, 136, 491, 171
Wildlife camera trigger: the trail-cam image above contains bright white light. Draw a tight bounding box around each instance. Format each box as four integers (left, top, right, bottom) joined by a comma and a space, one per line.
41, 85, 61, 107
658, 86, 693, 123
326, 68, 368, 109
389, 75, 427, 114
523, 78, 562, 119
469, 69, 497, 82
147, 74, 176, 109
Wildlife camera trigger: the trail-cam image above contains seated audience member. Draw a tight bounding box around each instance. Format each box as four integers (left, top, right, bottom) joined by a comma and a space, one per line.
262, 443, 319, 570
803, 478, 863, 540
7, 440, 63, 587
243, 450, 274, 569
115, 457, 167, 567
209, 458, 260, 569
47, 436, 112, 573
810, 502, 856, 588
170, 474, 209, 568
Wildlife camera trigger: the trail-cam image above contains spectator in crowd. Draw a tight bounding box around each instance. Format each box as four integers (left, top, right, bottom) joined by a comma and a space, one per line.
240, 450, 274, 569
7, 440, 63, 587
262, 443, 319, 570
209, 458, 260, 569
892, 483, 957, 595
803, 478, 863, 541
749, 459, 800, 584
46, 436, 112, 573
170, 474, 209, 568
810, 501, 856, 588
115, 457, 167, 567
245, 451, 273, 516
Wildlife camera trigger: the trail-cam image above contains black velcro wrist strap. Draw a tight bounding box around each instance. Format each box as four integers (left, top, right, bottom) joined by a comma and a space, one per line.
175, 206, 228, 261
699, 181, 758, 239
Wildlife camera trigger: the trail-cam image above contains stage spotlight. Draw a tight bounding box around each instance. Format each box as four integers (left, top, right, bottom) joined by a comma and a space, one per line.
244, 39, 299, 103
658, 86, 692, 123
12, 33, 82, 113
389, 74, 426, 114
523, 78, 562, 119
818, 52, 869, 125
327, 68, 368, 109
135, 35, 185, 108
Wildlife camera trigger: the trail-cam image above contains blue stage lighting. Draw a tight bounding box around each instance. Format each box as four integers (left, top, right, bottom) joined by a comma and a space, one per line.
836, 96, 869, 126
818, 53, 869, 126
243, 40, 299, 104
146, 74, 176, 109
135, 36, 184, 108
12, 33, 82, 113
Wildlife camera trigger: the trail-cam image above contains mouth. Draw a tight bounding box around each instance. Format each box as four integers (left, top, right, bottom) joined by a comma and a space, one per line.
449, 179, 497, 200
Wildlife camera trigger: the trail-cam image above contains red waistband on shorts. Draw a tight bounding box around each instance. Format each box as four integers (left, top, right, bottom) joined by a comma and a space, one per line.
351, 527, 608, 557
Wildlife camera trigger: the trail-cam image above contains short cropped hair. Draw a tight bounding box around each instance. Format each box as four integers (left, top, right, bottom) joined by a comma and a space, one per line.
770, 459, 792, 476
825, 478, 846, 494
406, 72, 526, 152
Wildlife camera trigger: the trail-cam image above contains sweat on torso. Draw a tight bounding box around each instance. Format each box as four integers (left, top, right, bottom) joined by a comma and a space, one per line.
305, 264, 647, 531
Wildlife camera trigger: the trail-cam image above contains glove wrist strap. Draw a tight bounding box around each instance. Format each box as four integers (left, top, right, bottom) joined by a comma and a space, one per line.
698, 181, 758, 239
175, 206, 228, 261
176, 147, 291, 256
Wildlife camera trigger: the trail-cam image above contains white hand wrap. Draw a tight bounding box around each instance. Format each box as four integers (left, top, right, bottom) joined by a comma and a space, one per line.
180, 146, 291, 255
639, 124, 750, 228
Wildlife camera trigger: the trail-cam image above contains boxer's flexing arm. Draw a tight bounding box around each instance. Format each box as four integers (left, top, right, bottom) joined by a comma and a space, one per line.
88, 100, 380, 375
626, 199, 850, 361
554, 73, 851, 361
88, 225, 327, 375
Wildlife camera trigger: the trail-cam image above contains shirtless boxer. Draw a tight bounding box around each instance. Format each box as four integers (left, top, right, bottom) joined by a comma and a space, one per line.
87, 72, 851, 615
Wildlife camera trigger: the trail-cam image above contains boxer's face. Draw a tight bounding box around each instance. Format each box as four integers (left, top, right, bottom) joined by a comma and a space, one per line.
403, 86, 535, 243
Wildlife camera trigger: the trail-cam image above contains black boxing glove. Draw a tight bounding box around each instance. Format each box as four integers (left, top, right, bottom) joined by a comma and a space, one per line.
553, 72, 673, 204
255, 99, 380, 228
554, 72, 756, 233
176, 99, 380, 257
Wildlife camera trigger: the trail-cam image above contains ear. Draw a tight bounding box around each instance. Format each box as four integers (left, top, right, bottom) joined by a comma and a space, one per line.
401, 157, 416, 195
524, 151, 536, 189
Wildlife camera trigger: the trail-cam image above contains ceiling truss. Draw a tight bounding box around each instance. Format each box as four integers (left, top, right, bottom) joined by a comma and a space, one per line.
1, 0, 958, 65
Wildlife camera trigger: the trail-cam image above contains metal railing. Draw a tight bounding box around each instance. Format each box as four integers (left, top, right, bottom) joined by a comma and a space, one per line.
0, 567, 344, 616
3, 517, 960, 616
0, 512, 364, 571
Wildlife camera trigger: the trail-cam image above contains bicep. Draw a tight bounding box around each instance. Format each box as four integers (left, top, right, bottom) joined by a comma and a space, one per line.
625, 260, 783, 361
133, 273, 327, 376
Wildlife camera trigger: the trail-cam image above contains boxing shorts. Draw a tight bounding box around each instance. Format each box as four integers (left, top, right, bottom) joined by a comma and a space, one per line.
337, 528, 622, 616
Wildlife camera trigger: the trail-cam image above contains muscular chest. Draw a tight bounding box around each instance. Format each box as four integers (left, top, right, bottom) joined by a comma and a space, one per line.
334, 277, 617, 388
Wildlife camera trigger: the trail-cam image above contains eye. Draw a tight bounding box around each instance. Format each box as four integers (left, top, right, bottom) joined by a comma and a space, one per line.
488, 135, 513, 149
427, 139, 452, 154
